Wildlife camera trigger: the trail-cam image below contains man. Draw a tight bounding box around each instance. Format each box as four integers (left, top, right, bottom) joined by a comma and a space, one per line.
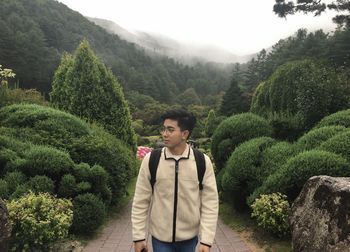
132, 109, 218, 252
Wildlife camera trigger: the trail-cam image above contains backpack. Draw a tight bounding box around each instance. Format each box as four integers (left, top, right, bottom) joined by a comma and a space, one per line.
149, 148, 206, 193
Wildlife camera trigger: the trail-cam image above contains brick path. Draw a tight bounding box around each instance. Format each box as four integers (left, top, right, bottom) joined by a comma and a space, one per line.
83, 201, 251, 252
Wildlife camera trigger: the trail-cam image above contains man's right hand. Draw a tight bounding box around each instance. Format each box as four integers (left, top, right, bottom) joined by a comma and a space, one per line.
134, 240, 148, 252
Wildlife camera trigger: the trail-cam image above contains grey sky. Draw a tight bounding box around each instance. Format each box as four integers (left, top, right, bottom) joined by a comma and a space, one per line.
58, 0, 337, 55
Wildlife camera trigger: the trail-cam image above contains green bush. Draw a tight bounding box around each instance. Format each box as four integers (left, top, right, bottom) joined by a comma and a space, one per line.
0, 179, 9, 198
211, 113, 273, 171
251, 60, 349, 134
267, 111, 304, 141
251, 193, 290, 237
71, 193, 106, 235
221, 137, 276, 210
3, 171, 27, 195
71, 127, 136, 201
318, 131, 350, 163
0, 88, 48, 108
316, 109, 350, 128
250, 150, 350, 202
27, 175, 55, 194
19, 145, 74, 180
296, 125, 348, 151
0, 148, 19, 174
7, 191, 73, 251
58, 174, 77, 198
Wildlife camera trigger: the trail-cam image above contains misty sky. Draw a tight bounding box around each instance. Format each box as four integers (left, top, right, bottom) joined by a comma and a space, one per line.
57, 0, 337, 55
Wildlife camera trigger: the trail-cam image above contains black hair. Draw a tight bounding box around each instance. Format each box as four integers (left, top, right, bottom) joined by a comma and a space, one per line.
161, 109, 196, 135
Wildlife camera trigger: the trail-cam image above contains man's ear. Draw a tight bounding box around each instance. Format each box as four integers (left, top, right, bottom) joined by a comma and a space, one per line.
182, 130, 190, 140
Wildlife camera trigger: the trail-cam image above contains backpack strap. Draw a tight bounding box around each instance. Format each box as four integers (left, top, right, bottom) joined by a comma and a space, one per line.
149, 148, 162, 193
192, 148, 206, 190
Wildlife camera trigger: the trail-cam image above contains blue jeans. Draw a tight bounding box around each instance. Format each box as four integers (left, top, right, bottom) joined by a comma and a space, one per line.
152, 236, 198, 252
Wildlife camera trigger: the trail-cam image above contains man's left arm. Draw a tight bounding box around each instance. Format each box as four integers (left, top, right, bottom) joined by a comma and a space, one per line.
199, 155, 219, 248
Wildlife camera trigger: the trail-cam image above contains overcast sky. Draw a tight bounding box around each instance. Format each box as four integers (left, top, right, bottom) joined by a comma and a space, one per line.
57, 0, 337, 55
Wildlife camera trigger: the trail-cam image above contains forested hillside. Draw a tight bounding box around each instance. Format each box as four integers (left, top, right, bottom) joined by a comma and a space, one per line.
0, 0, 232, 103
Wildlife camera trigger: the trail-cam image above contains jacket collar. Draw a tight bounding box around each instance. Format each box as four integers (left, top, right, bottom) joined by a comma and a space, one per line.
164, 144, 190, 160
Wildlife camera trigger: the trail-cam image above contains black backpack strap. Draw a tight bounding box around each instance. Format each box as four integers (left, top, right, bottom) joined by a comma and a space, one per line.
149, 148, 162, 193
192, 148, 206, 190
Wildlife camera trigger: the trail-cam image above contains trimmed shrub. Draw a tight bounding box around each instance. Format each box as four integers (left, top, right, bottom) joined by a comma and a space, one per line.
221, 137, 277, 210
4, 171, 27, 195
0, 179, 9, 198
296, 125, 349, 151
58, 174, 77, 198
19, 146, 74, 180
316, 109, 350, 128
267, 111, 304, 141
211, 113, 273, 171
250, 150, 350, 203
318, 131, 350, 163
0, 148, 19, 174
71, 193, 106, 235
76, 181, 92, 193
251, 193, 290, 237
251, 60, 349, 135
27, 175, 55, 194
7, 192, 73, 251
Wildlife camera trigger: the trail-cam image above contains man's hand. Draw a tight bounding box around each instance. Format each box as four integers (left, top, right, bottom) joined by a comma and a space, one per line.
198, 243, 211, 252
134, 240, 148, 252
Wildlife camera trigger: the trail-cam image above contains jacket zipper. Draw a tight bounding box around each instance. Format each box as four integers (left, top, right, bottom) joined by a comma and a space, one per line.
172, 160, 179, 242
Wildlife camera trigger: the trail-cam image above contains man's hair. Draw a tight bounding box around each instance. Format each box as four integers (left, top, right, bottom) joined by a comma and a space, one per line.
161, 109, 196, 135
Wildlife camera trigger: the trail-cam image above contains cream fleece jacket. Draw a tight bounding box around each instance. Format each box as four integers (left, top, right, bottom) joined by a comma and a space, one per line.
131, 145, 218, 246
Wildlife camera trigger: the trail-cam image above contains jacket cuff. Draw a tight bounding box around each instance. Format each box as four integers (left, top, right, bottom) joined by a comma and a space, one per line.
200, 242, 212, 247
133, 239, 146, 243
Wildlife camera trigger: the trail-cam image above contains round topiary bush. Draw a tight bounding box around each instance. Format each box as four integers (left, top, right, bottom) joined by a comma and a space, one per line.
211, 113, 273, 171
318, 131, 350, 163
58, 174, 77, 198
7, 191, 73, 251
250, 150, 350, 203
70, 193, 106, 235
27, 175, 55, 194
296, 126, 348, 151
251, 60, 349, 137
316, 109, 350, 128
221, 137, 276, 211
18, 146, 74, 180
3, 171, 26, 195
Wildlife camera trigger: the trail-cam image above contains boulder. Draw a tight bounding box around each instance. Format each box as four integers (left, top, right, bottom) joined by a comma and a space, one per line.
290, 176, 350, 252
0, 198, 11, 252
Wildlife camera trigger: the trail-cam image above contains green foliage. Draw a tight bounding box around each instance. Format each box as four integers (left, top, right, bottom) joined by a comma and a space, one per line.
251, 193, 290, 238
221, 137, 277, 211
219, 78, 245, 116
211, 113, 273, 171
71, 193, 106, 235
296, 126, 349, 151
27, 175, 55, 194
3, 171, 26, 196
316, 109, 350, 128
251, 150, 350, 202
19, 145, 74, 180
51, 40, 136, 149
318, 131, 350, 163
0, 179, 9, 198
58, 174, 77, 198
176, 88, 201, 107
267, 111, 304, 141
7, 191, 73, 251
205, 109, 216, 137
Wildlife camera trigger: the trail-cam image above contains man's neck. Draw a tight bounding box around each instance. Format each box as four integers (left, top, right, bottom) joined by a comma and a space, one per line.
168, 142, 187, 156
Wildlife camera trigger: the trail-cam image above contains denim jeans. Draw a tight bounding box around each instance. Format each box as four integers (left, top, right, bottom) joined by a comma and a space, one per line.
152, 236, 198, 252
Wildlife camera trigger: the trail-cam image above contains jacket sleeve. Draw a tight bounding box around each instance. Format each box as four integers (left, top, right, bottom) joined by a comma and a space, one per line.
131, 153, 152, 242
199, 154, 219, 246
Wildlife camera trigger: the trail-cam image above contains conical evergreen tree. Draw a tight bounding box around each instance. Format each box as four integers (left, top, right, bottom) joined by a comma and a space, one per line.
219, 79, 244, 116
50, 40, 136, 149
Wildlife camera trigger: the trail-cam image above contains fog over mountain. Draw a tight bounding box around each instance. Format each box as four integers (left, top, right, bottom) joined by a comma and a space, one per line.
88, 17, 254, 64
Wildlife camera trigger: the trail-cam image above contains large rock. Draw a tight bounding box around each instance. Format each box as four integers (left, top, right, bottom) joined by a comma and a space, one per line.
290, 176, 350, 252
0, 198, 11, 252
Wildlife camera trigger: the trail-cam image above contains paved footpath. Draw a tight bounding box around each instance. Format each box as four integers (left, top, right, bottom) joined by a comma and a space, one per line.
83, 201, 251, 252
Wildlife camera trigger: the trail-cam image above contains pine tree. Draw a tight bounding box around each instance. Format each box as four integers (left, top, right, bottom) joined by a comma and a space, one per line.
50, 40, 136, 149
219, 79, 244, 116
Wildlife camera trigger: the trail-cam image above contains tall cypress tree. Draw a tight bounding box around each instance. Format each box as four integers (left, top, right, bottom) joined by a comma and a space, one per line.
50, 40, 136, 149
219, 79, 244, 116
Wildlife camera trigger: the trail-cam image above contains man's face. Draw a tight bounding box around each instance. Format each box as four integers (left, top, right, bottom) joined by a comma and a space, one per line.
160, 119, 189, 149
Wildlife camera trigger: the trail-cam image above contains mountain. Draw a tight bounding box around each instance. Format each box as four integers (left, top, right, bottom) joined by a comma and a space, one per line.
0, 0, 233, 103
88, 17, 253, 64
